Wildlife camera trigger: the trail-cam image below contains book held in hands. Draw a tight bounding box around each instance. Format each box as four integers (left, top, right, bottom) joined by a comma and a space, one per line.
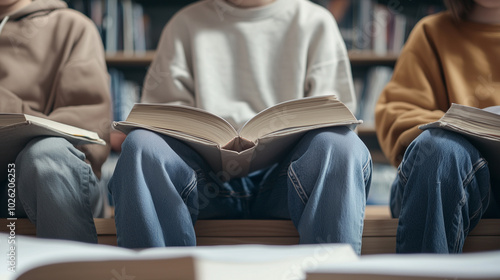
0, 114, 105, 180
114, 95, 361, 179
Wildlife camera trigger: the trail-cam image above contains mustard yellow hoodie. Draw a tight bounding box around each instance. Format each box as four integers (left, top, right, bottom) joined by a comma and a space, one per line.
376, 11, 500, 166
0, 0, 111, 178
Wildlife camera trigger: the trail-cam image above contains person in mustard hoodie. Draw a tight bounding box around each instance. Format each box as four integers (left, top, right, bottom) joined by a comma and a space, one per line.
0, 0, 111, 242
376, 0, 500, 253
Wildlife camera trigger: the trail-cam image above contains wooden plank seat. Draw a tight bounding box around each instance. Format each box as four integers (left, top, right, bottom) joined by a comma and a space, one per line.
2, 206, 499, 255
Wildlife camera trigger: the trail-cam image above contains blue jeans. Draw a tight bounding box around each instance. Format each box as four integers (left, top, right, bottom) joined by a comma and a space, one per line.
108, 127, 372, 254
1, 137, 100, 243
391, 129, 498, 253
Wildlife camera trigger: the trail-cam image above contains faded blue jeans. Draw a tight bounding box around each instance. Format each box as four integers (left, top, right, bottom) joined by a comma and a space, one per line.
0, 137, 99, 243
108, 127, 372, 254
391, 128, 499, 253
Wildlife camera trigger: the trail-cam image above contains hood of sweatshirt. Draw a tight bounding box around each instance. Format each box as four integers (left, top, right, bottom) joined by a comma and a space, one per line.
6, 0, 67, 21
0, 0, 66, 35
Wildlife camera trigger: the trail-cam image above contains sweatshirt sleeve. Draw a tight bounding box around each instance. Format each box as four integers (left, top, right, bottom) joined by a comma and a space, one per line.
0, 86, 46, 117
375, 21, 446, 166
141, 17, 195, 106
44, 18, 111, 178
304, 10, 356, 114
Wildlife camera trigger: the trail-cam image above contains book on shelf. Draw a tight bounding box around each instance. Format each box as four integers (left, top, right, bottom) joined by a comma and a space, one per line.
109, 68, 140, 121
419, 104, 500, 171
114, 95, 361, 179
2, 233, 357, 280
314, 0, 443, 53
0, 114, 105, 180
356, 66, 393, 125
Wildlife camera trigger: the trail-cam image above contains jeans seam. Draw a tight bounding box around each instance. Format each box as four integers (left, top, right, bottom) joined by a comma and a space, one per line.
463, 159, 489, 224
453, 212, 463, 253
181, 175, 198, 203
80, 161, 94, 218
453, 159, 488, 253
287, 164, 308, 205
397, 166, 408, 185
362, 159, 371, 182
462, 159, 487, 188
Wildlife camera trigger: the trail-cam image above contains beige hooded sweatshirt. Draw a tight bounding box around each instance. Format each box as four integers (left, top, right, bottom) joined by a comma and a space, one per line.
0, 0, 111, 178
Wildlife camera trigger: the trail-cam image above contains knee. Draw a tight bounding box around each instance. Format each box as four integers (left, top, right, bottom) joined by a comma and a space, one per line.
121, 129, 161, 155
303, 126, 370, 163
407, 129, 478, 166
114, 129, 196, 189
18, 137, 75, 161
402, 129, 489, 198
16, 137, 81, 178
16, 138, 93, 209
120, 129, 186, 168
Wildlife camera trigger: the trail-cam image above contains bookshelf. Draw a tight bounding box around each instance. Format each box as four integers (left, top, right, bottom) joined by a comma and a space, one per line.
105, 51, 155, 67
105, 51, 399, 68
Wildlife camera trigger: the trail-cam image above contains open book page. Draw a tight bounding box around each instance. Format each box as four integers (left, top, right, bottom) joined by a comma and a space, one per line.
1, 233, 357, 280
1, 233, 195, 280
240, 95, 360, 141
24, 115, 104, 142
419, 104, 500, 141
0, 114, 105, 181
306, 251, 500, 280
124, 104, 237, 145
0, 114, 104, 143
484, 105, 500, 115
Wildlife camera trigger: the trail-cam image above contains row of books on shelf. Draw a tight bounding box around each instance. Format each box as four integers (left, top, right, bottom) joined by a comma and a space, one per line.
354, 66, 393, 126
313, 0, 443, 54
109, 68, 140, 121
67, 0, 443, 56
67, 0, 159, 55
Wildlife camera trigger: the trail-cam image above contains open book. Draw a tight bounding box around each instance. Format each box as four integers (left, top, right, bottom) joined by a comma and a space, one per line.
2, 233, 357, 280
306, 251, 500, 280
419, 103, 500, 173
0, 114, 105, 180
114, 95, 361, 179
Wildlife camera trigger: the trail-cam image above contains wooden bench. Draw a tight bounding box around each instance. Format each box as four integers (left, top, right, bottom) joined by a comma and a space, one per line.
2, 206, 499, 255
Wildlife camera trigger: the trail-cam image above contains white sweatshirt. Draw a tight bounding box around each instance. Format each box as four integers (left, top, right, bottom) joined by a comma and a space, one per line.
142, 0, 356, 130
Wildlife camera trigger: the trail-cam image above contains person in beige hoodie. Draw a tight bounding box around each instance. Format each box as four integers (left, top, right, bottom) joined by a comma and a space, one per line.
0, 0, 111, 243
375, 0, 500, 253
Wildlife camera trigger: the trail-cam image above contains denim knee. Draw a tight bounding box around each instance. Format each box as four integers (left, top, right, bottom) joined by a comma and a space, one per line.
300, 126, 370, 163
289, 126, 372, 198
395, 128, 490, 217
116, 129, 197, 197
16, 137, 93, 219
16, 137, 85, 185
120, 129, 163, 159
404, 129, 480, 170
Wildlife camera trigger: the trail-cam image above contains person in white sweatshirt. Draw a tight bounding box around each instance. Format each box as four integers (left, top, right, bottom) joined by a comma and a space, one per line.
108, 0, 372, 254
